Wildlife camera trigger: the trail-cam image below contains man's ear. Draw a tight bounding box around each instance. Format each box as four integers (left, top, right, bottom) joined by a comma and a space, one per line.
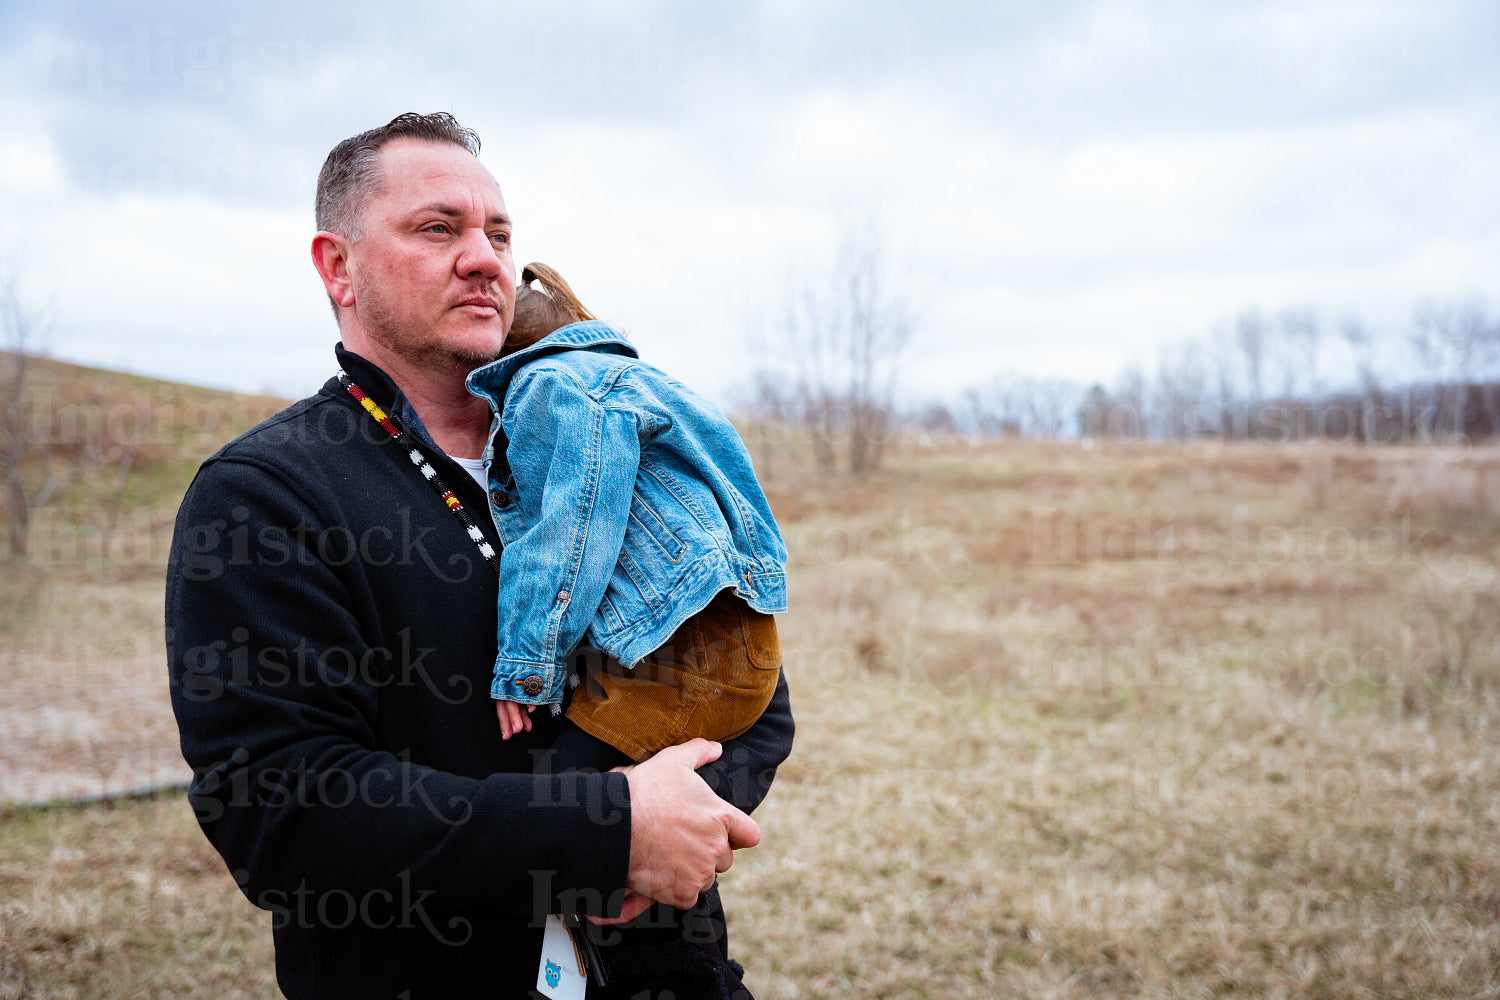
311, 232, 356, 308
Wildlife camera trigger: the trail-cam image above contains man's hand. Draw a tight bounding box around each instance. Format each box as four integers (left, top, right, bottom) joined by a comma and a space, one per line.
620, 738, 761, 912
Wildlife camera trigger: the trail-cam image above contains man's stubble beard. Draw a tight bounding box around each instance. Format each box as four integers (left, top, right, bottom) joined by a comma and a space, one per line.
361, 297, 505, 377
392, 337, 502, 375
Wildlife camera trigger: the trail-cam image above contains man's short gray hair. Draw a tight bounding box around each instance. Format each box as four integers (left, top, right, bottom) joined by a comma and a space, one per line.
315, 112, 482, 240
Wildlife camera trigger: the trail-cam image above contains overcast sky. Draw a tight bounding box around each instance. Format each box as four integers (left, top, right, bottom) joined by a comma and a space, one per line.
2, 0, 1496, 407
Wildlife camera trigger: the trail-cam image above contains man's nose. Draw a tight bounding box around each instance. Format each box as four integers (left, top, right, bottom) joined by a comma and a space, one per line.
455, 228, 503, 281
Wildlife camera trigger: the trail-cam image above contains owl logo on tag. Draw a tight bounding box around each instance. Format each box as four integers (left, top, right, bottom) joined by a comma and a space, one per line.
544, 960, 562, 988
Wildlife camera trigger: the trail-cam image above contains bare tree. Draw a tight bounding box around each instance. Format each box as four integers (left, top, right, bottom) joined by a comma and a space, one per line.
0, 267, 57, 557
747, 369, 800, 482
1338, 315, 1383, 442
1411, 299, 1496, 440
1235, 308, 1266, 413
1112, 365, 1148, 439
1337, 315, 1375, 388
1277, 306, 1321, 401
1152, 343, 1208, 440
1026, 378, 1082, 437
915, 401, 957, 434
1208, 322, 1240, 439
963, 375, 1084, 438
839, 227, 915, 473
777, 278, 840, 475
1076, 384, 1111, 438
765, 223, 916, 475
965, 379, 1025, 438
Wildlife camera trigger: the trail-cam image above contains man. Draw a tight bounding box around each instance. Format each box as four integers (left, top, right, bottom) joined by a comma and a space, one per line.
166, 112, 793, 999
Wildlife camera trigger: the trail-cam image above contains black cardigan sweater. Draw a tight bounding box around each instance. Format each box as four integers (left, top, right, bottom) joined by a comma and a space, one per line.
165, 346, 794, 998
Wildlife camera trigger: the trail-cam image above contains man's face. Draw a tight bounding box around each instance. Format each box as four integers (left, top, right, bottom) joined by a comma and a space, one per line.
343, 138, 516, 372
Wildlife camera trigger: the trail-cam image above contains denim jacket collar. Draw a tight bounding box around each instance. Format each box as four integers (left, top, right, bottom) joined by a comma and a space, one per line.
465, 321, 638, 403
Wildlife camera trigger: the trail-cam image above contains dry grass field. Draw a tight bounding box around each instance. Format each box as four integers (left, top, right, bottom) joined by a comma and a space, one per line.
1, 358, 283, 805
3, 368, 1499, 998
733, 436, 1500, 998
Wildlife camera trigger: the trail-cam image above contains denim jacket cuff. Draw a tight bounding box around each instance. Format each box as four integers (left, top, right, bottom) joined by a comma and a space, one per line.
490, 658, 566, 705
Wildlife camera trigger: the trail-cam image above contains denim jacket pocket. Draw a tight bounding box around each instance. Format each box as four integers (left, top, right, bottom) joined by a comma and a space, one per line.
615, 544, 663, 610
627, 493, 686, 564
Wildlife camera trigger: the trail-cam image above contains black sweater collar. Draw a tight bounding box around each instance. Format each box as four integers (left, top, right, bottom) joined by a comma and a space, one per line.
330, 343, 455, 455
333, 343, 403, 406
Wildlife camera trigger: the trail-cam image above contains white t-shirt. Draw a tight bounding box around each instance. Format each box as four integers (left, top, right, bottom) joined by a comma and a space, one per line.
452, 455, 488, 491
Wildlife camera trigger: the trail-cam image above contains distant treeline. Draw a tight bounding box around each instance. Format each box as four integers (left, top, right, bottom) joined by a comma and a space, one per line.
1074, 382, 1500, 444
924, 299, 1500, 444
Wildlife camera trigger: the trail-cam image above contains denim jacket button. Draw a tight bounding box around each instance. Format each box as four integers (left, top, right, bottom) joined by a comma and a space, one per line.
520, 675, 544, 697
491, 489, 511, 508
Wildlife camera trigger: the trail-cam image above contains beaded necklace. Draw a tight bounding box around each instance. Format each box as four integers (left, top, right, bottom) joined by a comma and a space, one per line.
337, 370, 500, 574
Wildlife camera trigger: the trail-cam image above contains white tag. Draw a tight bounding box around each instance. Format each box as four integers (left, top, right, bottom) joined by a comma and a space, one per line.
535, 914, 589, 999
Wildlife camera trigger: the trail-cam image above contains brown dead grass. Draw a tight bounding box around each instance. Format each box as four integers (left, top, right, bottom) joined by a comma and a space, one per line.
0, 564, 188, 804
0, 357, 282, 805
0, 797, 276, 999
733, 436, 1500, 997
4, 433, 1500, 997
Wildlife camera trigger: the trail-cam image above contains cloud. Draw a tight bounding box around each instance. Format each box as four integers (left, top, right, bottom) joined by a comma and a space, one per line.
0, 0, 1497, 403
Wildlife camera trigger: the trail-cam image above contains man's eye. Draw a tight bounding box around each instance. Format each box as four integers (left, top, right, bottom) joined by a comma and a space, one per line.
491, 231, 511, 245
424, 223, 449, 234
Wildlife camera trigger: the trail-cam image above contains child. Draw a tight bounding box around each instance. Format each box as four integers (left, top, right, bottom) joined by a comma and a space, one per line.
466, 263, 787, 772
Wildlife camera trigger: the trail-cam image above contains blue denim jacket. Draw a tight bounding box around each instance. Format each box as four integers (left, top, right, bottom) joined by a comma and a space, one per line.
465, 321, 787, 706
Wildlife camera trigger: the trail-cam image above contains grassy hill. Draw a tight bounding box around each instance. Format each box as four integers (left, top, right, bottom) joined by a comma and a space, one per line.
0, 356, 288, 811
2, 358, 1500, 997
0, 353, 288, 576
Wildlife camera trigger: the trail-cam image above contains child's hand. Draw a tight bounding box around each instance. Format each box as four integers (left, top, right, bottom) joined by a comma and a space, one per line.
586, 891, 653, 925
495, 699, 536, 740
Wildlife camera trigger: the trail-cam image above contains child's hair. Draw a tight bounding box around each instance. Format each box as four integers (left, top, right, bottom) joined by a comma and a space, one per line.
504, 263, 597, 355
